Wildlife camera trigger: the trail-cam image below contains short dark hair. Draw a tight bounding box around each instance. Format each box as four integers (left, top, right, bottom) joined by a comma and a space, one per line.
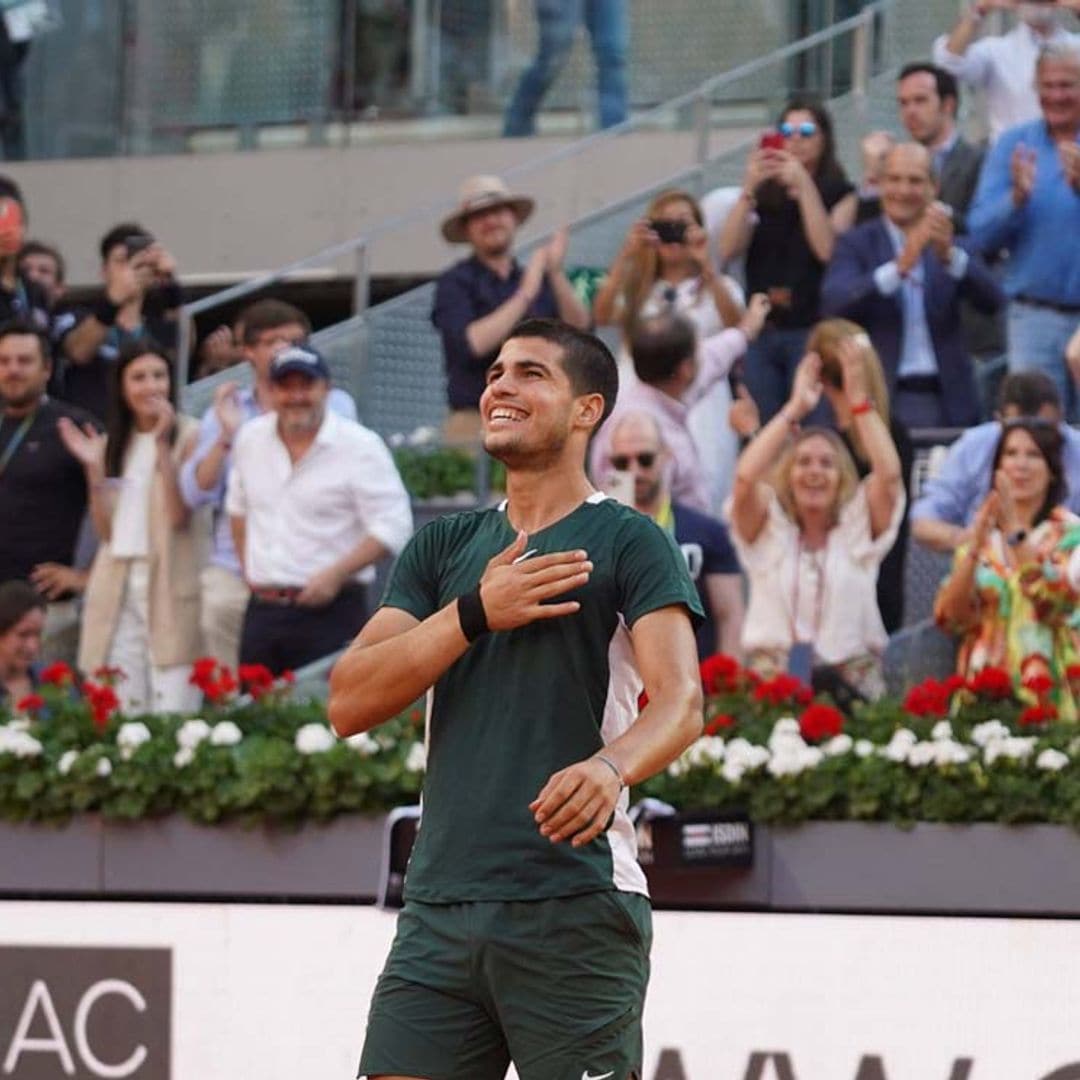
240, 298, 312, 345
0, 174, 26, 215
629, 313, 696, 385
504, 318, 619, 426
898, 62, 960, 110
18, 240, 65, 284
99, 222, 151, 262
0, 317, 51, 366
0, 580, 45, 637
998, 370, 1061, 416
992, 419, 1066, 525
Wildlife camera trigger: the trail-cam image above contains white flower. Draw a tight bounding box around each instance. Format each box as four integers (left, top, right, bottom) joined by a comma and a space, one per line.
295, 723, 336, 755
173, 746, 195, 769
984, 736, 1037, 766
0, 725, 43, 758
931, 720, 954, 742
176, 718, 212, 750
881, 728, 918, 763
347, 731, 379, 756
667, 758, 687, 778
824, 734, 854, 757
95, 757, 112, 778
721, 761, 746, 784
210, 720, 243, 747
855, 739, 874, 759
386, 432, 406, 448
405, 742, 427, 773
57, 749, 79, 775
406, 425, 438, 447
771, 717, 800, 738
116, 721, 152, 760
906, 741, 938, 767
1036, 748, 1069, 772
768, 719, 807, 760
933, 740, 972, 767
767, 745, 822, 778
724, 738, 770, 772
686, 736, 726, 767
971, 719, 1010, 747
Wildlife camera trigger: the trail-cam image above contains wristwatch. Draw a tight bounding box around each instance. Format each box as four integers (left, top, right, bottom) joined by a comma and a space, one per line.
1006, 528, 1028, 547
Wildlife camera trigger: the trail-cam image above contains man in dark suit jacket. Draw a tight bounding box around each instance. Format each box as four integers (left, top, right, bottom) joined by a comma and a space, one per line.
896, 62, 984, 230
820, 143, 1004, 430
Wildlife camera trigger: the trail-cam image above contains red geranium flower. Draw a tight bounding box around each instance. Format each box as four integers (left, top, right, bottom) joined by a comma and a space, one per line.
703, 713, 735, 736
280, 670, 295, 685
91, 665, 125, 685
1066, 664, 1080, 683
753, 673, 812, 706
1022, 672, 1055, 696
1019, 703, 1058, 726
39, 661, 74, 687
903, 676, 961, 718
798, 703, 845, 742
699, 654, 741, 695
189, 658, 238, 703
82, 681, 119, 731
16, 693, 45, 713
968, 667, 1013, 699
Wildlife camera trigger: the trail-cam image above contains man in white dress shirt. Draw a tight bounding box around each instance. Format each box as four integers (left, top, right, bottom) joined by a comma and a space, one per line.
225, 345, 412, 674
933, 0, 1080, 141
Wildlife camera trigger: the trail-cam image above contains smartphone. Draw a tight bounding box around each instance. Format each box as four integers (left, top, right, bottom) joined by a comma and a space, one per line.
651, 220, 687, 245
759, 130, 785, 151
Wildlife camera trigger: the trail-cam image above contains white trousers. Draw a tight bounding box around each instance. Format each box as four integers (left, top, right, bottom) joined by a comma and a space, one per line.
199, 564, 250, 672
107, 560, 200, 715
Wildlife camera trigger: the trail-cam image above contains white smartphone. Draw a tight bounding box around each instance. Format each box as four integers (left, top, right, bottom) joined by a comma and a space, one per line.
606, 470, 635, 507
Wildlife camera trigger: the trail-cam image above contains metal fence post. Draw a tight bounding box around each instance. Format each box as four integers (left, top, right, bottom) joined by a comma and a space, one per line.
692, 91, 710, 196
851, 11, 871, 103
353, 242, 370, 316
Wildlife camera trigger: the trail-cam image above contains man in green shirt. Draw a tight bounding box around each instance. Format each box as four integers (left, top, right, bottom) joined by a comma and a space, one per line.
329, 318, 704, 1080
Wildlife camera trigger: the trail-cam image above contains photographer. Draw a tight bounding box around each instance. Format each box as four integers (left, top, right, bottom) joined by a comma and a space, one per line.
58, 224, 182, 422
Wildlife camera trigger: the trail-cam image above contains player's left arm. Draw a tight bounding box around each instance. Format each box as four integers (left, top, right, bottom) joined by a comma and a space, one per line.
530, 604, 703, 847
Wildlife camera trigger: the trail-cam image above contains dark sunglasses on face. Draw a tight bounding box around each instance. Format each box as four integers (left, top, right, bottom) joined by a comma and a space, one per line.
780, 120, 818, 138
610, 452, 658, 470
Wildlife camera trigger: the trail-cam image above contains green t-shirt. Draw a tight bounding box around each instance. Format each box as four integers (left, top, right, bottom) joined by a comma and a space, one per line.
382, 493, 703, 903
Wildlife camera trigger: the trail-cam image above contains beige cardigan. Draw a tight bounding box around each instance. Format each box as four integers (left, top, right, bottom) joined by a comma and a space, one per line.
78, 415, 207, 672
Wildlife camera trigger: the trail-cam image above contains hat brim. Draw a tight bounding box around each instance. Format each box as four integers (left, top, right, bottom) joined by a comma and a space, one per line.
441, 195, 535, 244
269, 362, 330, 382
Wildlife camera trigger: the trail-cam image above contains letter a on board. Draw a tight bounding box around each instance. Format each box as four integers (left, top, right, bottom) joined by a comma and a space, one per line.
743, 1052, 798, 1080
652, 1048, 689, 1080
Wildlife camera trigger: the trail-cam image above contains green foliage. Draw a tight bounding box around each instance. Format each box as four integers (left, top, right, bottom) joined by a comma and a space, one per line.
392, 446, 506, 500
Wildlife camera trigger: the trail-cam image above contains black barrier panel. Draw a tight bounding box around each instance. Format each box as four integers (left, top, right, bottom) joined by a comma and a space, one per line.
0, 947, 171, 1080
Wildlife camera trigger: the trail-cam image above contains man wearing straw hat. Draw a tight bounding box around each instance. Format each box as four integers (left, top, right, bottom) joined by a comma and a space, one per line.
433, 174, 590, 445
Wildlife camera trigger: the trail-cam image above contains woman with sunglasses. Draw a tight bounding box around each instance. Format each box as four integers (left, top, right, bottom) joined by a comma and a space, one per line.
719, 96, 858, 427
935, 419, 1080, 718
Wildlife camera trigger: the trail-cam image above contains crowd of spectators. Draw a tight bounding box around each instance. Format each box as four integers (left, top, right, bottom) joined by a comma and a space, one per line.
3, 7, 1080, 713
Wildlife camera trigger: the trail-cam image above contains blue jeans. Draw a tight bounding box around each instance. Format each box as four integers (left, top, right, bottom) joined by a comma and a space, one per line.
503, 0, 628, 136
743, 326, 815, 426
1007, 300, 1080, 422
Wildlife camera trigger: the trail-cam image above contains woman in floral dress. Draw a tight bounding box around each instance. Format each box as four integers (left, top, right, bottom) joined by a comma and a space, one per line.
935, 419, 1080, 718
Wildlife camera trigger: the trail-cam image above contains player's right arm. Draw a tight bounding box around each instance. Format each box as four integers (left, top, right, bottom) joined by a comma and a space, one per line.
327, 531, 591, 736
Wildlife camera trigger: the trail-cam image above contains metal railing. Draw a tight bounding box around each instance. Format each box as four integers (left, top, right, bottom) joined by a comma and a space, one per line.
177, 0, 897, 388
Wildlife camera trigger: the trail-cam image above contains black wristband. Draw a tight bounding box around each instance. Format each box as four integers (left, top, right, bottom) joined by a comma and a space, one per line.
91, 297, 120, 326
457, 587, 490, 643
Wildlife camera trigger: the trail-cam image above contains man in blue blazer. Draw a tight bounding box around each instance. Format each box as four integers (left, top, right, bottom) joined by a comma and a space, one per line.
820, 143, 1004, 429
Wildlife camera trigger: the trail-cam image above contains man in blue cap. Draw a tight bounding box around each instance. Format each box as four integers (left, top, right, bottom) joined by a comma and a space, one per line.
225, 343, 413, 674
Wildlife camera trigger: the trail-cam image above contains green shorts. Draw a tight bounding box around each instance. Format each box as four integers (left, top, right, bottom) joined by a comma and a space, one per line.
358, 890, 652, 1080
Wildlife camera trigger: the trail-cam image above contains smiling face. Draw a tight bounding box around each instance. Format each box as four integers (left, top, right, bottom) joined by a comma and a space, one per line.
880, 143, 935, 229
998, 426, 1053, 508
464, 204, 518, 259
0, 607, 44, 676
121, 353, 172, 426
0, 332, 49, 412
781, 108, 825, 172
481, 336, 598, 468
788, 433, 843, 520
1037, 57, 1080, 136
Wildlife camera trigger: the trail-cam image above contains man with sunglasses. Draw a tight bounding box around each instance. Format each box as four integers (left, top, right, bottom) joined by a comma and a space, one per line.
607, 410, 744, 659
589, 300, 770, 513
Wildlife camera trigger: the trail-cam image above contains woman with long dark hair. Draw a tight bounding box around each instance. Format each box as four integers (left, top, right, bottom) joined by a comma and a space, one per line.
719, 95, 858, 426
59, 340, 204, 713
936, 419, 1080, 718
